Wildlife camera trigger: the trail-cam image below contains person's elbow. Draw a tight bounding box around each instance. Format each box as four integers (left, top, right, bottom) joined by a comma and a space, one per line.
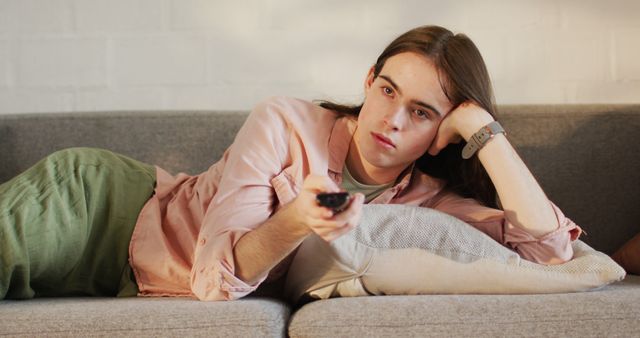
511, 237, 575, 266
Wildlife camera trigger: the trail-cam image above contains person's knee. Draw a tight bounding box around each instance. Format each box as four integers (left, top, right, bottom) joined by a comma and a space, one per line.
45, 147, 109, 167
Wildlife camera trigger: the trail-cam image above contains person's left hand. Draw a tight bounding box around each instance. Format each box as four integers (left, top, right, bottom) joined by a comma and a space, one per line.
427, 101, 495, 156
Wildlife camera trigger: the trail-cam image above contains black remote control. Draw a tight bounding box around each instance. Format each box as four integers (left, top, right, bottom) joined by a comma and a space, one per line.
316, 192, 352, 213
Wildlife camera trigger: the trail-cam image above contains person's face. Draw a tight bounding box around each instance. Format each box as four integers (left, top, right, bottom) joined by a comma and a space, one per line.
355, 52, 454, 173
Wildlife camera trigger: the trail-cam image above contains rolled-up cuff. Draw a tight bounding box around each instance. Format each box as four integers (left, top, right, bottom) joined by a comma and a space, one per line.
219, 258, 269, 299
191, 259, 268, 301
503, 201, 583, 265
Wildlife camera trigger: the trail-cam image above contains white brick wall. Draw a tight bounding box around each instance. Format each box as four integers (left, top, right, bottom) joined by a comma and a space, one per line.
0, 88, 74, 113
0, 39, 10, 87
170, 0, 266, 32
0, 0, 638, 114
16, 37, 106, 87
113, 35, 207, 86
614, 30, 640, 81
74, 0, 167, 33
0, 0, 73, 34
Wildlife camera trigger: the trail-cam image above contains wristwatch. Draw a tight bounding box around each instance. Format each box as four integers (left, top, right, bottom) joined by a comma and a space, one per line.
461, 121, 506, 159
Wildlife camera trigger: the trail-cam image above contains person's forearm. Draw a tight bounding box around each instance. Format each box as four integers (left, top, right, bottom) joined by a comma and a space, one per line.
233, 210, 312, 285
476, 133, 557, 237
459, 117, 558, 238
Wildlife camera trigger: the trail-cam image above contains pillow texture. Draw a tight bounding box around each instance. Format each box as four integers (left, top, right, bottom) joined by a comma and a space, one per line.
284, 205, 626, 303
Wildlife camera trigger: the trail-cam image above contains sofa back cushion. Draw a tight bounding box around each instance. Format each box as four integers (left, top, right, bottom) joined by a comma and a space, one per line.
0, 111, 248, 181
1, 104, 639, 254
497, 105, 640, 255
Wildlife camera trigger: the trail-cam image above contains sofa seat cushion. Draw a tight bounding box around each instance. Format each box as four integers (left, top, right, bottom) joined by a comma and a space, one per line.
288, 275, 640, 338
0, 296, 289, 337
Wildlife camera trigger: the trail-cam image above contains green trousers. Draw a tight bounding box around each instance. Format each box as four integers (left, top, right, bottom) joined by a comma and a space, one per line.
0, 148, 156, 299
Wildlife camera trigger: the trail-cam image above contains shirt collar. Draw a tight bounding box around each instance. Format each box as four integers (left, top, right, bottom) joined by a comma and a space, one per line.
394, 162, 415, 191
328, 116, 357, 174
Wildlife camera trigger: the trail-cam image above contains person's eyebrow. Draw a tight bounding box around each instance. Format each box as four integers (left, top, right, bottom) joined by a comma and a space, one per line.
379, 74, 443, 117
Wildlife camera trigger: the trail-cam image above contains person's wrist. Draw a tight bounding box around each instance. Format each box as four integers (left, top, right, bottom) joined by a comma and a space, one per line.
457, 108, 495, 142
271, 202, 314, 238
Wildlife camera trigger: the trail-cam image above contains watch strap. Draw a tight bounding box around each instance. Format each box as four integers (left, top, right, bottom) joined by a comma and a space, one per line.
461, 121, 506, 159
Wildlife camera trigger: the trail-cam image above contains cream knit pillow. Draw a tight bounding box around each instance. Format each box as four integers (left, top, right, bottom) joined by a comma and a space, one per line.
284, 204, 626, 303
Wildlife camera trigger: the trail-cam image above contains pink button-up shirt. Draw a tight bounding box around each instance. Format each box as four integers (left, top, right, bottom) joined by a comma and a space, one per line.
128, 96, 583, 301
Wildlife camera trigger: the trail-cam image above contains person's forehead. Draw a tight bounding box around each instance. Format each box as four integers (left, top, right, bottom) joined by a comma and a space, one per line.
379, 52, 453, 115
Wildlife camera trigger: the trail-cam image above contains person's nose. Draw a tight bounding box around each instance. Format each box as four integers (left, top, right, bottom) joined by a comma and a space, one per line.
383, 107, 405, 131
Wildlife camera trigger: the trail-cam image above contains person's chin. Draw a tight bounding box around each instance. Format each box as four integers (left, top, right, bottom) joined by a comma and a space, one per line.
362, 152, 397, 169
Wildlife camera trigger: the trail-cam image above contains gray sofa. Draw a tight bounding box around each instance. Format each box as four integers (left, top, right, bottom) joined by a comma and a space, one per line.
1, 104, 639, 337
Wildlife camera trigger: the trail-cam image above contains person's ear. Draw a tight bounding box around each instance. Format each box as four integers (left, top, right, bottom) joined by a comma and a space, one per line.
363, 65, 376, 93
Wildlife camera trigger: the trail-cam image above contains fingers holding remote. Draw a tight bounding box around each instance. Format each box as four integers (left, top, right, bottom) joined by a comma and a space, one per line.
300, 175, 341, 219
316, 192, 352, 214
319, 192, 364, 242
275, 174, 364, 242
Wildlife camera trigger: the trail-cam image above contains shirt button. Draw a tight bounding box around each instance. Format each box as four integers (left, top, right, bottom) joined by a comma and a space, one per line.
200, 238, 206, 245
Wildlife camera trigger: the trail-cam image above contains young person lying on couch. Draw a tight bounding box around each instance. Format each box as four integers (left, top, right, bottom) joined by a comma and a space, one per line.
0, 25, 583, 301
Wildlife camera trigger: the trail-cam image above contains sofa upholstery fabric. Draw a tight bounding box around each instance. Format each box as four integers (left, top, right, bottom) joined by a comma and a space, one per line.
0, 104, 639, 337
0, 297, 289, 337
288, 275, 640, 338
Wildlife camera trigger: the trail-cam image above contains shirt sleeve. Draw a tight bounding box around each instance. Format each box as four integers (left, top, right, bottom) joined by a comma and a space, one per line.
190, 97, 292, 301
425, 191, 583, 265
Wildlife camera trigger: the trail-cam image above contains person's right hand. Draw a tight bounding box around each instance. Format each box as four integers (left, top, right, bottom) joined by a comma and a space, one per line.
274, 174, 364, 242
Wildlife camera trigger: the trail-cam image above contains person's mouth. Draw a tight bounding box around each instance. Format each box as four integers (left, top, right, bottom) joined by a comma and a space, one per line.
371, 132, 396, 149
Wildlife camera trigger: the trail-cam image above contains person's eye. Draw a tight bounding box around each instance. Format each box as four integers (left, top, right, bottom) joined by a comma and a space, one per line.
382, 87, 393, 96
414, 109, 430, 119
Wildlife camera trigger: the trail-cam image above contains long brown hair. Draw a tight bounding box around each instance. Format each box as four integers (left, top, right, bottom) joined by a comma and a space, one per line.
316, 25, 499, 209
